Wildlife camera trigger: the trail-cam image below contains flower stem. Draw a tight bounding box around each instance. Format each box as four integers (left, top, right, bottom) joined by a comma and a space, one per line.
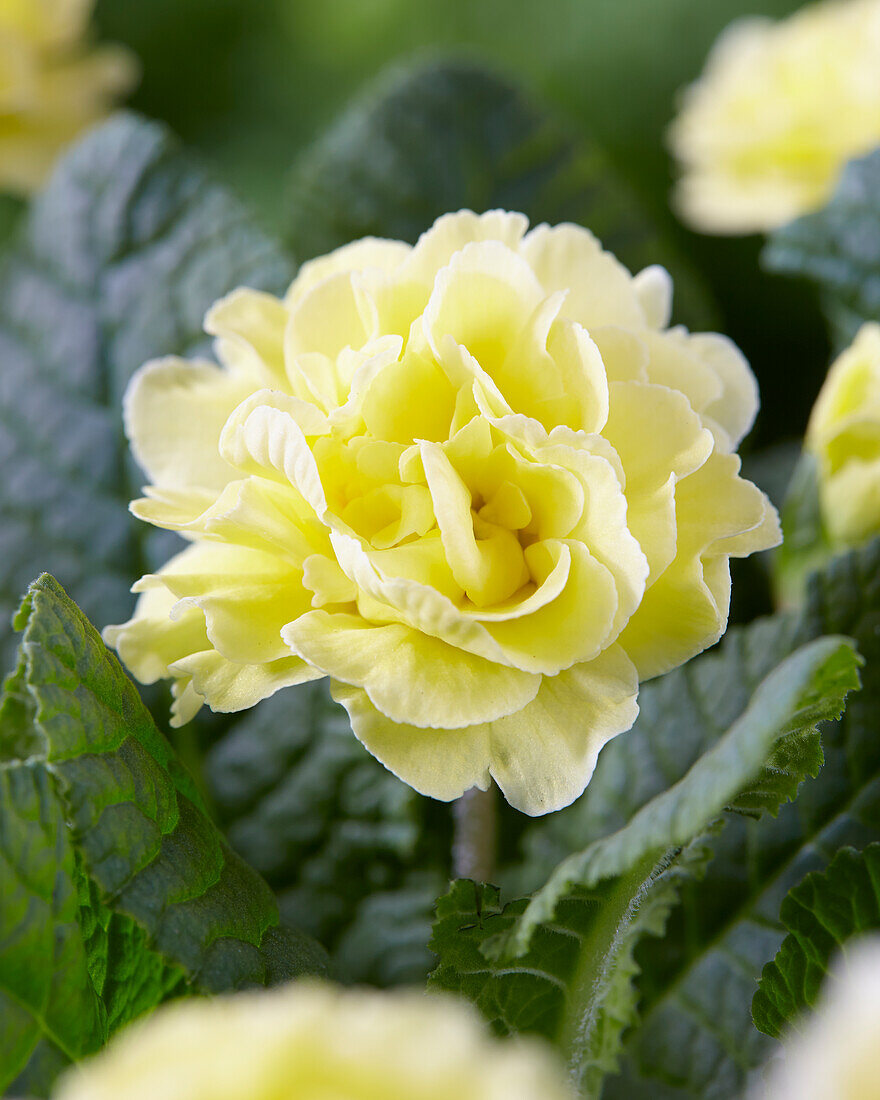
452, 784, 497, 882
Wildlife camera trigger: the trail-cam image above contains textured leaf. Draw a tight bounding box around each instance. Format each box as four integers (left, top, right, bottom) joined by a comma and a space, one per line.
205, 681, 448, 985
0, 762, 104, 1095
287, 58, 713, 327
764, 148, 880, 348
430, 638, 859, 1097
0, 112, 293, 670
0, 574, 326, 1095
753, 842, 880, 1039
603, 538, 880, 1100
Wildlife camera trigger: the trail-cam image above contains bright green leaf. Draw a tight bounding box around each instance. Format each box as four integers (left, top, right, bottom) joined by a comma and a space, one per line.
0, 574, 326, 1096
605, 538, 880, 1100
753, 842, 880, 1039
430, 637, 859, 1098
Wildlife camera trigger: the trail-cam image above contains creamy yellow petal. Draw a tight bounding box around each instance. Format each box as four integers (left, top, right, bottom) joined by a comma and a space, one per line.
686, 332, 759, 450
205, 288, 289, 387
332, 681, 493, 802
123, 357, 251, 493
484, 540, 619, 675
519, 222, 646, 330
285, 270, 378, 366
488, 646, 639, 815
135, 476, 327, 563
421, 239, 545, 378
284, 611, 541, 728
285, 237, 411, 306
640, 328, 724, 417
632, 265, 674, 329
404, 209, 529, 285
102, 580, 207, 686
146, 542, 312, 666
604, 380, 714, 496
618, 554, 727, 680
169, 649, 320, 718
822, 459, 880, 544
420, 440, 529, 606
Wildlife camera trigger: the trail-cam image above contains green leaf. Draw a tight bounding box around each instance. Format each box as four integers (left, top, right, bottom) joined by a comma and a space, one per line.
205, 680, 449, 985
429, 637, 859, 1097
0, 762, 104, 1095
603, 537, 880, 1100
763, 148, 880, 348
753, 842, 880, 1039
286, 58, 713, 328
0, 574, 326, 1095
0, 112, 293, 671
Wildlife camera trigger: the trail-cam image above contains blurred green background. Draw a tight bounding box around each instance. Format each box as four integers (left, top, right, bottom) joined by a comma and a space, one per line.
93, 0, 825, 450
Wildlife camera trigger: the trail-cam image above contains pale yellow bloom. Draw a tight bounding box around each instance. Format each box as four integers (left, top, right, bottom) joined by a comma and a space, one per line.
670, 0, 880, 234
105, 210, 779, 815
0, 0, 136, 193
53, 982, 575, 1100
753, 938, 880, 1100
806, 323, 880, 545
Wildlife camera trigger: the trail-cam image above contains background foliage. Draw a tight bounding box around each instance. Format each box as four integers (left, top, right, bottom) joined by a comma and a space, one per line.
93, 0, 830, 448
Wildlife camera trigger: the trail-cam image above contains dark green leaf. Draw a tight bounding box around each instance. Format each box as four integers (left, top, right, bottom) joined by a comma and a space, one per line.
0, 574, 326, 1095
0, 112, 293, 670
205, 680, 448, 985
764, 148, 880, 348
753, 842, 880, 1039
287, 59, 713, 328
430, 638, 859, 1097
0, 762, 104, 1095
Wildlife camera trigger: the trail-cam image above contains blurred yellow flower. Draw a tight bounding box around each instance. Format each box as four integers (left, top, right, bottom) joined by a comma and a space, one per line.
806, 323, 880, 545
105, 210, 779, 815
753, 938, 880, 1100
0, 0, 136, 194
54, 983, 575, 1100
669, 0, 880, 234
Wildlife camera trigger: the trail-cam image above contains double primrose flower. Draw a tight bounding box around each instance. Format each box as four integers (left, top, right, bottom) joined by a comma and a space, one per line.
106, 211, 780, 815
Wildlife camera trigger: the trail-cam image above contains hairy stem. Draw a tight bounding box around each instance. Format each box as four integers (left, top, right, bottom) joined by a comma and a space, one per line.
452, 784, 497, 882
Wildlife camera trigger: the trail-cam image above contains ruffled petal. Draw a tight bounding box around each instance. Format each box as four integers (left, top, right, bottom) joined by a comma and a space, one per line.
169, 649, 320, 720
405, 209, 529, 285
332, 681, 493, 802
205, 288, 289, 387
519, 222, 646, 330
284, 611, 541, 728
488, 646, 639, 815
141, 542, 313, 666
285, 237, 411, 306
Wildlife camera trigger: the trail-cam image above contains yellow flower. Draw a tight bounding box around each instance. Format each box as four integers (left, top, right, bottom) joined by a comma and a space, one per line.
105, 210, 779, 815
806, 323, 880, 545
53, 983, 575, 1100
669, 0, 880, 235
753, 938, 880, 1100
0, 0, 136, 194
